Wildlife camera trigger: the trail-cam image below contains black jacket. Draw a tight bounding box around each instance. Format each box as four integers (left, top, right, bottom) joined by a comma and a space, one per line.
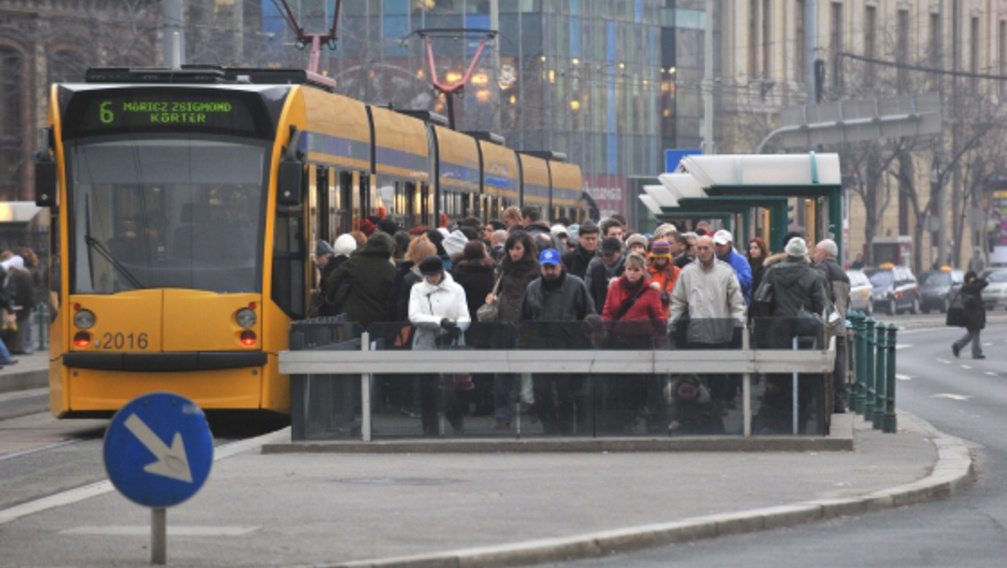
324, 232, 396, 329
960, 278, 988, 331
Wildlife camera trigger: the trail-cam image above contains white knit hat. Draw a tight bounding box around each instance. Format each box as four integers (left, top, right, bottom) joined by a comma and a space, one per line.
784, 237, 808, 257
442, 230, 469, 257
333, 234, 358, 257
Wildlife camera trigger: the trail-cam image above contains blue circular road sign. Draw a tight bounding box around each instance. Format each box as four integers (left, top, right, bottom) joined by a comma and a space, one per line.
103, 392, 214, 508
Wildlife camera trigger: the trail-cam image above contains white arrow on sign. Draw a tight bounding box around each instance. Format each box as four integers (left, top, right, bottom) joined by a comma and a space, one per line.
124, 413, 193, 483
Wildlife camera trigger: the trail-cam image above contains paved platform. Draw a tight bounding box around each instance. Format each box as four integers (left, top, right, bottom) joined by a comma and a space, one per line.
0, 408, 973, 568
0, 351, 49, 395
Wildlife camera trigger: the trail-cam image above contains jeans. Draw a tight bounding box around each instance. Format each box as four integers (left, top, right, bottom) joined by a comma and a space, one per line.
0, 338, 14, 364
493, 373, 517, 425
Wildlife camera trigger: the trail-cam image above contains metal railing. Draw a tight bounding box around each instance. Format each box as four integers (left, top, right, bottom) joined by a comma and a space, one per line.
280, 319, 838, 442
847, 312, 898, 434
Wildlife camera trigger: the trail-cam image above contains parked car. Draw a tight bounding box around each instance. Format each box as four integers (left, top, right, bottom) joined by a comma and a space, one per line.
917, 267, 964, 313
865, 264, 920, 315
980, 268, 1007, 311
846, 269, 874, 316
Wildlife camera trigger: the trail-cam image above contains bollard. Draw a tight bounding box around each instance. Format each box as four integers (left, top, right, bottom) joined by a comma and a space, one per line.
872, 322, 886, 430
850, 312, 866, 414
884, 324, 898, 433
862, 317, 876, 421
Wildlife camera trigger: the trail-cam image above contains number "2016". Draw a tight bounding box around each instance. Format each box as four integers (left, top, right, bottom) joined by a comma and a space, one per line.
101, 332, 149, 350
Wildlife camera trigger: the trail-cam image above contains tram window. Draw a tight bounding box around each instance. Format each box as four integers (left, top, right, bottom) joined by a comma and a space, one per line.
338, 171, 352, 235
66, 139, 266, 294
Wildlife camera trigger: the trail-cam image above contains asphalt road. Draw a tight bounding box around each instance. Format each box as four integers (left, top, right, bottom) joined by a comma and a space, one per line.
542, 321, 1007, 568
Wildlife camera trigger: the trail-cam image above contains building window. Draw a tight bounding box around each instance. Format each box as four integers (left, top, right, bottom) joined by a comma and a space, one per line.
748, 0, 758, 77
1000, 20, 1006, 97
795, 0, 805, 84
929, 12, 942, 91
831, 2, 843, 93
761, 0, 771, 79
864, 5, 876, 87
0, 46, 24, 201
970, 16, 980, 94
896, 9, 909, 92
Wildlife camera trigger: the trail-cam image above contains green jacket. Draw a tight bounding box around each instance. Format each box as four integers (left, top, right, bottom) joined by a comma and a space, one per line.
758, 256, 830, 318
324, 232, 396, 329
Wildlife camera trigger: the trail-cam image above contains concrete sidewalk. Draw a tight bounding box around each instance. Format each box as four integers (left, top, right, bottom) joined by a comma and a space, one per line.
0, 409, 973, 568
0, 350, 50, 394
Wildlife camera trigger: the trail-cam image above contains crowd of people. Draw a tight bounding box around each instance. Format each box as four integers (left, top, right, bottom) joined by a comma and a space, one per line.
0, 247, 46, 368
309, 207, 849, 436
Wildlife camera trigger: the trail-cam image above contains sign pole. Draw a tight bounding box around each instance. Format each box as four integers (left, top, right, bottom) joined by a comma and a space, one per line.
152, 507, 166, 564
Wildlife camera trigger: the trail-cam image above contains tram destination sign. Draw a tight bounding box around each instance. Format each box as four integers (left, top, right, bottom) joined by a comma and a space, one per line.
63, 88, 272, 139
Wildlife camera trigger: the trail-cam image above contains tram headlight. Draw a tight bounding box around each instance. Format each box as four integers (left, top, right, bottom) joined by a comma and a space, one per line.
74, 309, 96, 330
236, 308, 256, 328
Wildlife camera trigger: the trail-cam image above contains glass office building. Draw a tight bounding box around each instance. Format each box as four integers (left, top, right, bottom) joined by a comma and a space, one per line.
275, 1, 664, 218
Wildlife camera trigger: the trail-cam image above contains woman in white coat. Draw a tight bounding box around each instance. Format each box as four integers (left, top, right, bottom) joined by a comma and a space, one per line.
409, 255, 471, 435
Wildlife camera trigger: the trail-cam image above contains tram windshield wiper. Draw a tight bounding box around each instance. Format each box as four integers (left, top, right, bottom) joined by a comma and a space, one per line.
84, 235, 145, 290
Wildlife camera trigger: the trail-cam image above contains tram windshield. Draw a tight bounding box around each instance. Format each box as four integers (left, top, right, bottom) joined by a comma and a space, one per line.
67, 136, 268, 294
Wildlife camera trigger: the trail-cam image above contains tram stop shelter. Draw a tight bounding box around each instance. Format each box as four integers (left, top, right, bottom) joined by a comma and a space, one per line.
639, 152, 843, 259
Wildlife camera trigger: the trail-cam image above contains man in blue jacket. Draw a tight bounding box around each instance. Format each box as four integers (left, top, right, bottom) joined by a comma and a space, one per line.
713, 229, 753, 304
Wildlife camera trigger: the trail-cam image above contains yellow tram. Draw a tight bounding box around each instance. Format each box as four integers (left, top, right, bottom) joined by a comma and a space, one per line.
34, 66, 584, 417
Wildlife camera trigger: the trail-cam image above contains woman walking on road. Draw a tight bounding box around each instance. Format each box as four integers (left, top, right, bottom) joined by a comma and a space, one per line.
952, 270, 988, 360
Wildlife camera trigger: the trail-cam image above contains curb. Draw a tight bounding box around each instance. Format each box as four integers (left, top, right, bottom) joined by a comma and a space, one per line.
294, 411, 973, 568
0, 369, 48, 395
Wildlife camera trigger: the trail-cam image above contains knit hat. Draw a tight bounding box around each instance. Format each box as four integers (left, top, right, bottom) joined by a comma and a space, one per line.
550, 224, 569, 238
333, 234, 358, 257
314, 239, 334, 256
649, 240, 672, 259
626, 234, 649, 250
600, 237, 622, 255
442, 229, 469, 258
781, 230, 804, 251
785, 236, 808, 257
419, 254, 444, 275
358, 218, 376, 237
578, 218, 600, 235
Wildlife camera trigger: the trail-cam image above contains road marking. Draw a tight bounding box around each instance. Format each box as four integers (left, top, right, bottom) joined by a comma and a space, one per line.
937, 358, 953, 364
0, 427, 289, 526
60, 525, 260, 536
931, 393, 973, 401
985, 372, 998, 377
0, 439, 81, 462
895, 374, 913, 381
961, 365, 973, 370
895, 344, 912, 350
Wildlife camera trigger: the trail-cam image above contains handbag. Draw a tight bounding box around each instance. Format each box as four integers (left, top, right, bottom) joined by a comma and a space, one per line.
945, 290, 966, 327
476, 277, 503, 323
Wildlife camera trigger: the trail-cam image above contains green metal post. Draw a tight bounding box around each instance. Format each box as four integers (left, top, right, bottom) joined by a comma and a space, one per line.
872, 322, 886, 430
852, 312, 866, 414
863, 317, 876, 421
884, 324, 898, 433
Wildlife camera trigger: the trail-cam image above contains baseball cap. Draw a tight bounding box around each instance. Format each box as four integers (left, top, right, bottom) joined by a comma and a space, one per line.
539, 248, 562, 266
712, 229, 733, 246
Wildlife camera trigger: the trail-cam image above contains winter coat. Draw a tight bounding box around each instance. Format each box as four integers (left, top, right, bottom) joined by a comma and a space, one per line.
668, 258, 747, 346
388, 261, 422, 322
960, 278, 988, 331
408, 272, 471, 351
666, 375, 725, 435
520, 271, 595, 323
813, 256, 851, 317
562, 244, 597, 279
496, 254, 540, 324
585, 254, 626, 315
519, 270, 596, 349
718, 248, 753, 303
647, 261, 680, 319
602, 274, 666, 348
324, 232, 396, 329
452, 259, 496, 320
756, 256, 830, 319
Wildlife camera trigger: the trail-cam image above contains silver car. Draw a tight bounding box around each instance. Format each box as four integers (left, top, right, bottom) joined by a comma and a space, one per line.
846, 270, 873, 316
980, 268, 1007, 311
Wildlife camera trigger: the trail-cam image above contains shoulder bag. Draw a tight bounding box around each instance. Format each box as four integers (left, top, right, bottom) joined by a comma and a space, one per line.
945, 289, 966, 327
476, 277, 503, 322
